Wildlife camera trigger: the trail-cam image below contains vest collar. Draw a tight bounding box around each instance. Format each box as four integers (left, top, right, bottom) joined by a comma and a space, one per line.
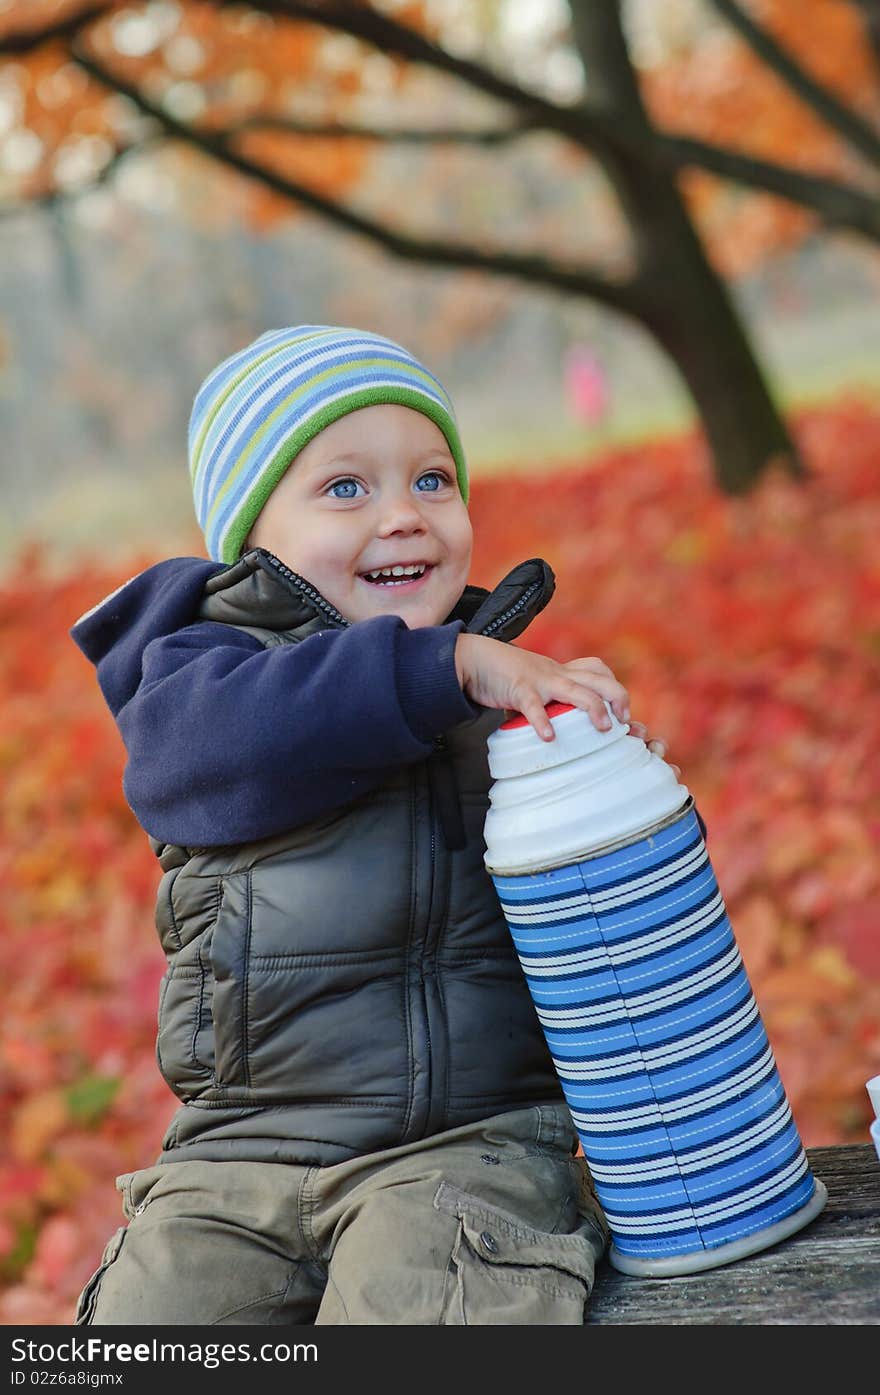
200, 547, 555, 643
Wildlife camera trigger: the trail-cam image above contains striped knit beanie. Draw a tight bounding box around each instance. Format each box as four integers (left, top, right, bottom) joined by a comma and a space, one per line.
189, 325, 469, 565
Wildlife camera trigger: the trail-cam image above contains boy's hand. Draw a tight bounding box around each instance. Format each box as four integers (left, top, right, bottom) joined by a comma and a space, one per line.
628, 719, 681, 778
454, 633, 629, 742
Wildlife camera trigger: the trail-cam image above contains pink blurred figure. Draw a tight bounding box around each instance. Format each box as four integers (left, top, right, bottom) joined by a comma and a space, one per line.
563, 345, 610, 424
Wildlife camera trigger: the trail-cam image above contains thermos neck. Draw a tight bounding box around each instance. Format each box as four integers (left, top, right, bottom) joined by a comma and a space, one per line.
483, 702, 690, 875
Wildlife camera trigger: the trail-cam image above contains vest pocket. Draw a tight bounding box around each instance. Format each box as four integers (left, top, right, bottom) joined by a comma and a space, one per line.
209, 871, 252, 1088
155, 872, 224, 1097
156, 963, 214, 1095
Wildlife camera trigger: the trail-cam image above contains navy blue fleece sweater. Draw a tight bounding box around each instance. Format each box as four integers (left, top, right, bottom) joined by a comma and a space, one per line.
69, 556, 477, 848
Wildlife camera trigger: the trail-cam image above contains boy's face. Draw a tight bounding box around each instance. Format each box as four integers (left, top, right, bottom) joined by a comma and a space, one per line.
245, 404, 473, 629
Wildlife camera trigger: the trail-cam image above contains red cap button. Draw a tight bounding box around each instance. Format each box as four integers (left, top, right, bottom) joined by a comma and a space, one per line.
500, 701, 576, 730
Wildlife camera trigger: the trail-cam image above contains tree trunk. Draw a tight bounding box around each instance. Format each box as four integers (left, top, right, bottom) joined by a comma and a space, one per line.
567, 0, 805, 493
638, 211, 804, 494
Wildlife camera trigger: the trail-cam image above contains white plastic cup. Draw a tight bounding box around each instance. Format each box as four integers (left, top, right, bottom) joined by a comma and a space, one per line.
484, 700, 689, 871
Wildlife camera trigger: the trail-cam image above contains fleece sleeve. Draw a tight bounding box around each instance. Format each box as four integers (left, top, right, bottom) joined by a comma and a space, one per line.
117, 615, 478, 847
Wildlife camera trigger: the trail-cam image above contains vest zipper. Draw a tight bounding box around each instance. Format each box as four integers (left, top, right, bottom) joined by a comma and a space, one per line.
404, 761, 436, 1142
477, 577, 543, 638
418, 749, 451, 1137
257, 547, 543, 639
424, 785, 436, 1116
256, 551, 351, 628
427, 734, 467, 851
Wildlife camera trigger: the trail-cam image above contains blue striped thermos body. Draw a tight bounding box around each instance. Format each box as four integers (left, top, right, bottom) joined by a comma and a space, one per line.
484, 701, 826, 1276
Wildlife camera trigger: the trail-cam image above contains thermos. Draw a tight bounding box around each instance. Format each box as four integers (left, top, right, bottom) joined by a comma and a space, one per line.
868, 1076, 880, 1162
484, 700, 827, 1276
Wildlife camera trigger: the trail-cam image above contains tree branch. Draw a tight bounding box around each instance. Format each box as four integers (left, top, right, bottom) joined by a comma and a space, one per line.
5, 0, 878, 247
233, 114, 535, 143
236, 0, 880, 243
0, 0, 619, 161
214, 0, 637, 160
193, 112, 880, 245
849, 0, 880, 81
0, 1, 109, 53
661, 132, 880, 239
707, 0, 880, 170
65, 40, 644, 316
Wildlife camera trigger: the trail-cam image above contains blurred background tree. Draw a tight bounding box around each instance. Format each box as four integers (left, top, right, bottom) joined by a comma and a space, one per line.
2, 0, 879, 497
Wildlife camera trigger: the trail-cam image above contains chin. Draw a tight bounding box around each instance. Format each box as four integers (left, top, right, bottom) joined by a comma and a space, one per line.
395, 607, 441, 630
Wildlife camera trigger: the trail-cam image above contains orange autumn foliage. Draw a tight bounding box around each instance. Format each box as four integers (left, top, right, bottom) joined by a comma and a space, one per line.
5, 0, 877, 263
3, 0, 420, 232
1, 396, 879, 1324
641, 0, 880, 276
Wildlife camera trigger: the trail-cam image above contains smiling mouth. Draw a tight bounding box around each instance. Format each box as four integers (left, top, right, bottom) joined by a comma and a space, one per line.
361, 563, 433, 586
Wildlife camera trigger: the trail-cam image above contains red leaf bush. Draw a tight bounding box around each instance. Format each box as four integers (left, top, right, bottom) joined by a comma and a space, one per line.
2, 399, 878, 1323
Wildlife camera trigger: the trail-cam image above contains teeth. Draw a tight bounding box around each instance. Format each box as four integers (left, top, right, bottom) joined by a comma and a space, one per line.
364, 564, 427, 582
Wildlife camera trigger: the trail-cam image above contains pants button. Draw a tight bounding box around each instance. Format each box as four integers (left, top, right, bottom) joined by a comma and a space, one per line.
480, 1230, 499, 1254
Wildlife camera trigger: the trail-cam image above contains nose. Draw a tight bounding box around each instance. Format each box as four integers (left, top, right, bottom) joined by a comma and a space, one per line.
376, 489, 428, 537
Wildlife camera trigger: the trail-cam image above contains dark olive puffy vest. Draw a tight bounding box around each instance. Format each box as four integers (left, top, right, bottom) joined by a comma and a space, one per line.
147, 549, 564, 1166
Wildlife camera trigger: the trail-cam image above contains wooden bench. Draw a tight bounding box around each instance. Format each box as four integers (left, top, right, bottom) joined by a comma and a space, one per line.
586, 1143, 879, 1324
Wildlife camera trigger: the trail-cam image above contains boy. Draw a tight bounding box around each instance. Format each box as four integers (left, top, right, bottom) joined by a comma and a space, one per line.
70, 325, 654, 1325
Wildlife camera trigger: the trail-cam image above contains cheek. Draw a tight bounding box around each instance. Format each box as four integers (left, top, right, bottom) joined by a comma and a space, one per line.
450, 515, 473, 572
303, 531, 356, 575
314, 561, 356, 601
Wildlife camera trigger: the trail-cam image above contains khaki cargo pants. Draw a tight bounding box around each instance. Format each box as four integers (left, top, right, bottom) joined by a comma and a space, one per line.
76, 1105, 608, 1326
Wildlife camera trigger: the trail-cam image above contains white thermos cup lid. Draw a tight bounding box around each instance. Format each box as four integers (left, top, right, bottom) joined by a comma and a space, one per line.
484, 700, 690, 874
488, 700, 628, 779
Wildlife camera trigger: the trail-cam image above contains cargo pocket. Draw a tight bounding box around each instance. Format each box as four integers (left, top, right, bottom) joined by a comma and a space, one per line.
73, 1226, 127, 1326
433, 1181, 601, 1325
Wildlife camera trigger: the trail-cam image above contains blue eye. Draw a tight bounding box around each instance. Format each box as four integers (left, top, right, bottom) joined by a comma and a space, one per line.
328, 478, 363, 499
416, 471, 445, 492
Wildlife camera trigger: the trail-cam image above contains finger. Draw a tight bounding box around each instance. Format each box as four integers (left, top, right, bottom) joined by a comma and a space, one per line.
564, 672, 630, 722
516, 693, 556, 742
563, 668, 627, 701
628, 720, 647, 740
529, 675, 610, 731
564, 657, 616, 679
564, 661, 628, 717
555, 683, 613, 732
647, 739, 667, 758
